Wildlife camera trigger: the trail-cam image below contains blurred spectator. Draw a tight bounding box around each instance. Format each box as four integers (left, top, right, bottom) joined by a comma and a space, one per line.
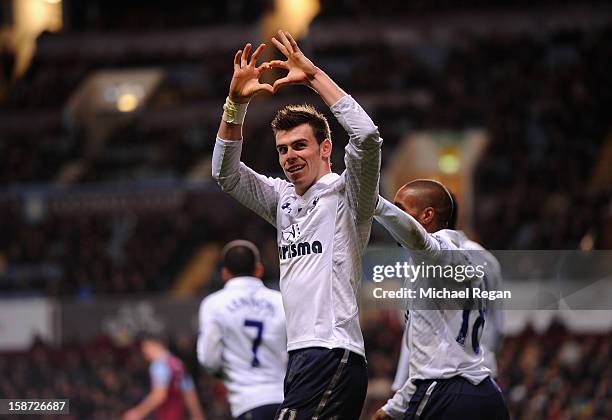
0, 322, 609, 419
122, 334, 204, 420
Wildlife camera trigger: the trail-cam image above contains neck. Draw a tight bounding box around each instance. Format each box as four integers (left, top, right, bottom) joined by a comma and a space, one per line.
425, 224, 439, 234
296, 168, 332, 196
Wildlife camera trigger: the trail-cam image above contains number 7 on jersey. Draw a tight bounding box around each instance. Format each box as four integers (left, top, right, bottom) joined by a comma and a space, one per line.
244, 319, 264, 367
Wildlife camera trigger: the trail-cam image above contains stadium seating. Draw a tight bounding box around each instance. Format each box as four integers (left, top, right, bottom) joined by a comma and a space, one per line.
1, 317, 609, 419
2, 22, 610, 295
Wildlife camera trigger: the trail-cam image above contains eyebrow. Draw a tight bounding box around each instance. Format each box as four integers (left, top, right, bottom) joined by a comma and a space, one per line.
394, 201, 406, 211
276, 138, 309, 150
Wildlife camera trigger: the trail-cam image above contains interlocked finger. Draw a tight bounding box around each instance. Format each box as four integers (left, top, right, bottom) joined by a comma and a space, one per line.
256, 62, 271, 71
268, 60, 289, 69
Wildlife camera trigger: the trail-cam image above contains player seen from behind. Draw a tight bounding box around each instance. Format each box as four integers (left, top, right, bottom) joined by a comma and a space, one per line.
198, 240, 286, 420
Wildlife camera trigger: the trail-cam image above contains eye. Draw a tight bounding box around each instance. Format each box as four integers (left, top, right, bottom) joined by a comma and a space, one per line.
294, 142, 306, 150
277, 146, 287, 154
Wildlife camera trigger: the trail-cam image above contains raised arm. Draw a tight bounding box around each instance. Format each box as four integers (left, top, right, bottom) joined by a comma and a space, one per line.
212, 42, 284, 225
335, 96, 382, 224
375, 196, 438, 252
270, 31, 382, 223
375, 197, 477, 271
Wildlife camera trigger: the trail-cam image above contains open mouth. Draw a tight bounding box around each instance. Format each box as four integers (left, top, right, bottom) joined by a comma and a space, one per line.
287, 164, 305, 174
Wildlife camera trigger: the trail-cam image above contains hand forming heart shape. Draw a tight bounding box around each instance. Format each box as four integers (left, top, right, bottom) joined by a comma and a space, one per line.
228, 30, 319, 104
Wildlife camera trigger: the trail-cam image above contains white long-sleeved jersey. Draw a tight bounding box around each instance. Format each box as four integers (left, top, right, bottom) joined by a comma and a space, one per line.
391, 327, 411, 392
197, 276, 286, 417
212, 95, 382, 356
461, 234, 503, 378
390, 233, 504, 392
374, 197, 491, 418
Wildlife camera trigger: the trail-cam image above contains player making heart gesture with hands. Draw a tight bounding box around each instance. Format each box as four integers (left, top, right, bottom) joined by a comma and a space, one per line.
213, 30, 383, 419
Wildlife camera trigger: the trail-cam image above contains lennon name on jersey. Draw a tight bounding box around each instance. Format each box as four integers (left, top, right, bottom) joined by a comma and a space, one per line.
226, 296, 278, 316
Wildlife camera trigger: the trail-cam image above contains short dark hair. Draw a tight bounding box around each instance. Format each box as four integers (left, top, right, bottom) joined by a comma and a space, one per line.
271, 104, 331, 144
222, 240, 261, 277
401, 179, 454, 231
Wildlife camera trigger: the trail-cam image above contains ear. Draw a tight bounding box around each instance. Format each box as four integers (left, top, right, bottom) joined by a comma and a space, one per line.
320, 138, 332, 159
221, 267, 231, 282
254, 262, 264, 279
420, 207, 436, 227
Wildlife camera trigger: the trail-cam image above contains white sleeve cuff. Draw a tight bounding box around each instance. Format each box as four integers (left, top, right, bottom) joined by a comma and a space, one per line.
382, 399, 405, 419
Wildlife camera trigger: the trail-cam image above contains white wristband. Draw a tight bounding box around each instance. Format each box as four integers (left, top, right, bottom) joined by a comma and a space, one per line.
222, 97, 249, 125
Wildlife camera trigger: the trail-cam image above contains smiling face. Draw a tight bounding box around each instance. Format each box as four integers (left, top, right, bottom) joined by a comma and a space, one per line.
275, 123, 332, 195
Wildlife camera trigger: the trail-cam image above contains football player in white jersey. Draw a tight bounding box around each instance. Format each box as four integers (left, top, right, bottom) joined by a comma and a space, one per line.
212, 31, 381, 419
461, 236, 503, 379
198, 240, 287, 420
371, 180, 509, 420
389, 199, 504, 392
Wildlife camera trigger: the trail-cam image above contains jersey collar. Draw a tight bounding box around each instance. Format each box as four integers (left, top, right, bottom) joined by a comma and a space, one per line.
299, 172, 339, 201
225, 276, 264, 289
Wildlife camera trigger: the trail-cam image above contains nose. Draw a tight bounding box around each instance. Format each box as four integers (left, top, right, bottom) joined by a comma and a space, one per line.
285, 147, 297, 161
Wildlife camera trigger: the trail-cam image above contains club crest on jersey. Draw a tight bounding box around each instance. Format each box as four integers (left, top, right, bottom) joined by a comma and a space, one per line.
282, 223, 301, 242
278, 240, 323, 260
306, 196, 319, 215
281, 201, 293, 213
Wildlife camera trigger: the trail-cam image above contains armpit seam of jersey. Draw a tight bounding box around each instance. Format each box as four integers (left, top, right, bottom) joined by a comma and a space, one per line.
331, 196, 359, 329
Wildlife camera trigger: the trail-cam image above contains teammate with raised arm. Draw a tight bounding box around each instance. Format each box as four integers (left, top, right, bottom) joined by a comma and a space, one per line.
198, 240, 286, 420
212, 31, 382, 419
371, 180, 509, 420
389, 198, 504, 392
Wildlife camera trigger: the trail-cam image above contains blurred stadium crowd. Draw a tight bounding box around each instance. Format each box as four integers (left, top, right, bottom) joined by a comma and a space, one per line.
1, 1, 611, 419
1, 317, 610, 419
2, 21, 611, 295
